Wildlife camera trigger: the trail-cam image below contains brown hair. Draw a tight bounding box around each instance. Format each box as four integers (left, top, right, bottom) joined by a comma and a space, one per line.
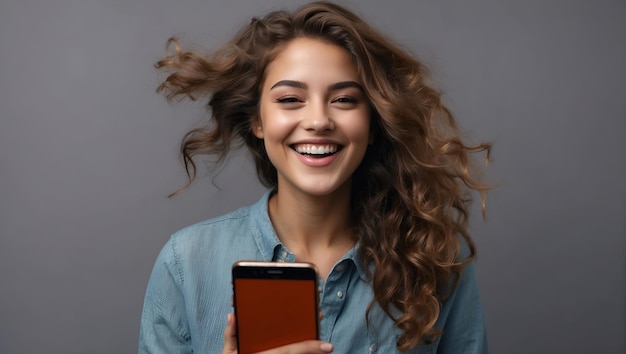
156, 1, 491, 350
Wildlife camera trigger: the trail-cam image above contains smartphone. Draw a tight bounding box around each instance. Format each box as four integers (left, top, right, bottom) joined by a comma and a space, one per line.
232, 261, 320, 354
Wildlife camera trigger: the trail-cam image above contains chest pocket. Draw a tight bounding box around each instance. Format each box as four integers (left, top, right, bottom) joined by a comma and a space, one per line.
365, 333, 439, 354
362, 306, 400, 353
365, 308, 440, 354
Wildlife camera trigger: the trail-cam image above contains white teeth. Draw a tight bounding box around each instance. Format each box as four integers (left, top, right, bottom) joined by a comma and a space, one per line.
294, 144, 338, 155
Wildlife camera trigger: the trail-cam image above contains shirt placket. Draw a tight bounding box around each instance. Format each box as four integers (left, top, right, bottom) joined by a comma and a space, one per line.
274, 247, 296, 263
318, 260, 351, 342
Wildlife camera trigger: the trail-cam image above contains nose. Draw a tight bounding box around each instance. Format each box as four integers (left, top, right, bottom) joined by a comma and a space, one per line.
301, 101, 334, 133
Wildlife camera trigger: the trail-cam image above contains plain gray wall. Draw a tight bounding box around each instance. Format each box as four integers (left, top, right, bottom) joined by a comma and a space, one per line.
0, 0, 624, 353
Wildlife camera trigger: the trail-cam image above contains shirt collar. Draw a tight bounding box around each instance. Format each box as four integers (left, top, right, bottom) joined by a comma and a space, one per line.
250, 190, 283, 261
341, 242, 368, 281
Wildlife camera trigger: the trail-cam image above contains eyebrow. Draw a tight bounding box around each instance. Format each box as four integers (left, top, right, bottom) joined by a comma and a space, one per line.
270, 80, 307, 90
270, 80, 364, 92
328, 81, 364, 92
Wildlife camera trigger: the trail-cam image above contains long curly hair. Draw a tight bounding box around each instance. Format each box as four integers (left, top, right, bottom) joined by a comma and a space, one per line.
155, 1, 491, 351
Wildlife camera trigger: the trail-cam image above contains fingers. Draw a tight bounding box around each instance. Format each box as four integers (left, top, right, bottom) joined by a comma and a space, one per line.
257, 340, 333, 354
221, 313, 238, 354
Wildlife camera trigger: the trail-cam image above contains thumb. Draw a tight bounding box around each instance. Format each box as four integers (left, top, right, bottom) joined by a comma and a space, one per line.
222, 313, 238, 354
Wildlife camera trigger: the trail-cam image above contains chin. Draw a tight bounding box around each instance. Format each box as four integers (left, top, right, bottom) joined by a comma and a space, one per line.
296, 180, 351, 198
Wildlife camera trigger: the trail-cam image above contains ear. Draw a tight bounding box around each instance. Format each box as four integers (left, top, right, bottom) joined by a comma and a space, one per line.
251, 115, 264, 139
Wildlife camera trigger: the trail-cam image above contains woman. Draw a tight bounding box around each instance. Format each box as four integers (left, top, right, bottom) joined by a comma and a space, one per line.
139, 2, 491, 353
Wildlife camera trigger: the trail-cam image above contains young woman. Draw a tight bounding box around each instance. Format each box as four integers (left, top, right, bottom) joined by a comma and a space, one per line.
139, 2, 491, 353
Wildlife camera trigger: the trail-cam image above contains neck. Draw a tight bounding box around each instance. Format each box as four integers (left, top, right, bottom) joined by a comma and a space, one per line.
268, 184, 355, 257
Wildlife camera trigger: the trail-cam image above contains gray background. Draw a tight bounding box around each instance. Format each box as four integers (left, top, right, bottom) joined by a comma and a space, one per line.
0, 0, 624, 353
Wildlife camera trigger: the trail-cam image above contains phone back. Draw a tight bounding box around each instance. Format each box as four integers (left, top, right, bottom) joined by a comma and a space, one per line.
232, 261, 319, 354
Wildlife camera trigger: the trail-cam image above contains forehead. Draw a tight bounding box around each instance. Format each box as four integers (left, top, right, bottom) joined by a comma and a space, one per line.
262, 37, 359, 89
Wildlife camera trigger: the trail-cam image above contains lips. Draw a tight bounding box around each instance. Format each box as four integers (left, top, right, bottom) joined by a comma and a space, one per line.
291, 143, 342, 157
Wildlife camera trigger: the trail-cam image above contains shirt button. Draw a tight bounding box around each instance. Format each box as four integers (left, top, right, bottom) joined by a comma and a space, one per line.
335, 264, 344, 272
369, 343, 378, 352
282, 251, 288, 258
336, 290, 343, 298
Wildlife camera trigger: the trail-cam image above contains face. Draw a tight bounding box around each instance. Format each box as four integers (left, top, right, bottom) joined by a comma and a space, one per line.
254, 37, 371, 198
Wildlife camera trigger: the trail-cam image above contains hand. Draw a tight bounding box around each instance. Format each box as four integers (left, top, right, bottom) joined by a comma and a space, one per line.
221, 313, 333, 354
222, 313, 238, 354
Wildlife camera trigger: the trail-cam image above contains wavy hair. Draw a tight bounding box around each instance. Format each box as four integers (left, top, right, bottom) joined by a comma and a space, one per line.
156, 1, 491, 350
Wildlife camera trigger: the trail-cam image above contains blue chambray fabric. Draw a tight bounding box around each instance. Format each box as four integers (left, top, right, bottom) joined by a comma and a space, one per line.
139, 190, 488, 353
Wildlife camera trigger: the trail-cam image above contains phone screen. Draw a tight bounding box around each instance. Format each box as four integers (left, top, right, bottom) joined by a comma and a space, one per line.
232, 262, 319, 354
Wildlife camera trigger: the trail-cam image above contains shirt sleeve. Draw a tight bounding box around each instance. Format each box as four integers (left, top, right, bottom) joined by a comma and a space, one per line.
435, 256, 489, 354
138, 238, 193, 354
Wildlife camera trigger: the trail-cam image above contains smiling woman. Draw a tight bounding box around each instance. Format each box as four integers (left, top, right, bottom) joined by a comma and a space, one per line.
254, 37, 371, 199
140, 2, 491, 353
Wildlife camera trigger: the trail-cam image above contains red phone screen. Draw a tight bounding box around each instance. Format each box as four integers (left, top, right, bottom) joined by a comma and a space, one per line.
234, 278, 318, 353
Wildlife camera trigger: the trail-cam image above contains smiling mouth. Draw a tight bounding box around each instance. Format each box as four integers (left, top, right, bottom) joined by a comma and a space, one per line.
291, 143, 342, 157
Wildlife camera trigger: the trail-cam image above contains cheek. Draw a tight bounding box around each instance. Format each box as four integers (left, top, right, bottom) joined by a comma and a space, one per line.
259, 106, 297, 139
343, 112, 371, 143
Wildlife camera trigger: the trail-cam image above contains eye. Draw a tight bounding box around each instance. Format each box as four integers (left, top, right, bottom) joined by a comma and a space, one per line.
332, 96, 359, 104
276, 96, 302, 104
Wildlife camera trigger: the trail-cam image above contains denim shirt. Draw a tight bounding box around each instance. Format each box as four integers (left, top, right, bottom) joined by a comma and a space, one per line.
139, 191, 488, 353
